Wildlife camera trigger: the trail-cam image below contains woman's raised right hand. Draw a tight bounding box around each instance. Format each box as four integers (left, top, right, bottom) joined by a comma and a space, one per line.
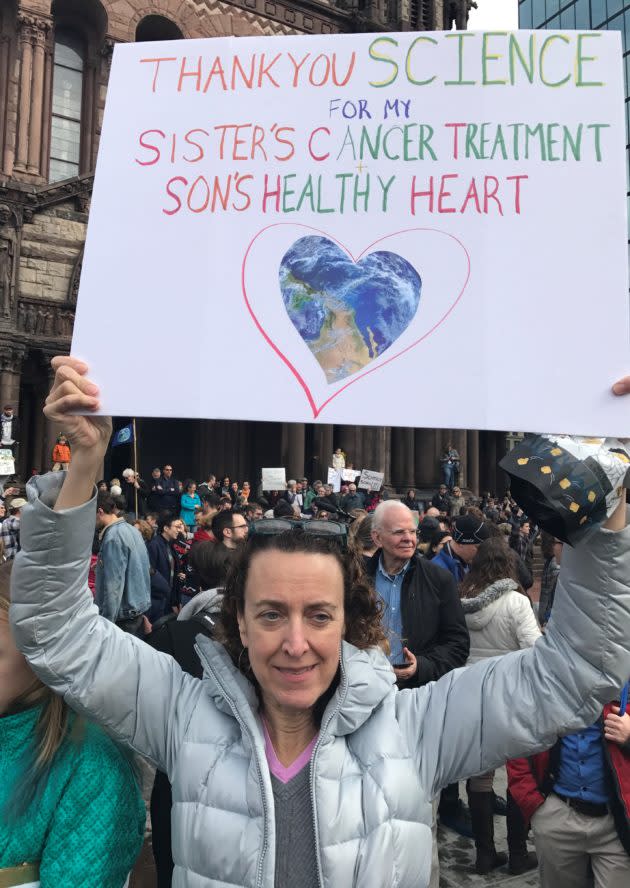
44, 356, 112, 461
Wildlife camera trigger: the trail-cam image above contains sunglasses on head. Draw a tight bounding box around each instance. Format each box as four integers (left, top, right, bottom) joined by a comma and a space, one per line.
247, 518, 348, 550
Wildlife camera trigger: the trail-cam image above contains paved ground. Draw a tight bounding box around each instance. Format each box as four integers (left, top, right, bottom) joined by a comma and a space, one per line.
437, 771, 540, 888
130, 765, 542, 887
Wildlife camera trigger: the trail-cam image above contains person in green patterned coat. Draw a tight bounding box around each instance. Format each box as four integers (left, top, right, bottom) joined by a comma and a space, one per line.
0, 561, 145, 888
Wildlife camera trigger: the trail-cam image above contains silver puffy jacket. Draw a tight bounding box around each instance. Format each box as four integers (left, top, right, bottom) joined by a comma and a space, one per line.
10, 473, 630, 888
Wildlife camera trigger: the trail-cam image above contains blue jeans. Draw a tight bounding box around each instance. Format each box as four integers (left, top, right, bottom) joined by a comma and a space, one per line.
443, 464, 455, 489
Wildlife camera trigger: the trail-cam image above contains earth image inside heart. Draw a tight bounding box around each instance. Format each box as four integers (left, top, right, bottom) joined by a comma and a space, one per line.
279, 235, 422, 384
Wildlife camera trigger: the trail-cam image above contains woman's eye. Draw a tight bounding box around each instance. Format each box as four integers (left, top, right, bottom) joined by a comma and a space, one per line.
261, 611, 281, 622
312, 613, 332, 624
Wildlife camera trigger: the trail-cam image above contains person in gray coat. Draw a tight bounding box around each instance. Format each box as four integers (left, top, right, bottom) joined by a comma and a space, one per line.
9, 356, 630, 888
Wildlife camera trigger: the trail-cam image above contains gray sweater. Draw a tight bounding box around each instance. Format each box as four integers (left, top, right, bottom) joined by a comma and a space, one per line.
272, 768, 318, 888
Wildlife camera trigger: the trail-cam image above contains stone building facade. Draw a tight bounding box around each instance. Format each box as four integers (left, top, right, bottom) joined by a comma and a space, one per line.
0, 0, 507, 492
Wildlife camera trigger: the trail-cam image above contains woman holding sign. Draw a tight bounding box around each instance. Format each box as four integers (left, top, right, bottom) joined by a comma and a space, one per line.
0, 560, 145, 887
8, 355, 630, 888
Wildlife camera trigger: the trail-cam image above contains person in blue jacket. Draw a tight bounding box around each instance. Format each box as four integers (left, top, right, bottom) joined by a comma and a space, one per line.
180, 480, 201, 529
432, 514, 490, 583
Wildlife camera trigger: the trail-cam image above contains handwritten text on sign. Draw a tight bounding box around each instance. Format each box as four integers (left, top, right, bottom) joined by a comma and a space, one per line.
73, 31, 629, 435
135, 33, 605, 219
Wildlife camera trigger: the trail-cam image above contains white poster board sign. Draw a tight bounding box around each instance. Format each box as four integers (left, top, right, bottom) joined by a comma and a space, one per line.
73, 31, 630, 435
358, 469, 384, 492
262, 467, 286, 490
342, 468, 361, 482
327, 467, 342, 492
0, 449, 15, 476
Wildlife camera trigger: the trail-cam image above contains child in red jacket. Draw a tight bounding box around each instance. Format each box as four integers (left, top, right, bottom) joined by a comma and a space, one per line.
51, 434, 71, 471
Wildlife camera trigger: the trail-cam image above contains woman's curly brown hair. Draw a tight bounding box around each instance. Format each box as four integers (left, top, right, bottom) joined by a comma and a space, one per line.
217, 528, 388, 670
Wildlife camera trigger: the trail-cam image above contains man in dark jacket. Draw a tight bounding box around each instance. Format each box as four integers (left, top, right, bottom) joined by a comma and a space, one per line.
149, 464, 180, 515
366, 500, 470, 884
365, 500, 469, 687
431, 484, 451, 515
146, 515, 180, 620
340, 483, 365, 513
122, 468, 148, 518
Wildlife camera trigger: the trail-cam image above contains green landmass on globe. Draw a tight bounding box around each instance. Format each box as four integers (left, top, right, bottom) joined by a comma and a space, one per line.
279, 236, 422, 384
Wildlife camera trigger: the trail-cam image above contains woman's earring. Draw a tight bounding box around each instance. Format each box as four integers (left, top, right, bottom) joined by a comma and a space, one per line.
238, 646, 249, 672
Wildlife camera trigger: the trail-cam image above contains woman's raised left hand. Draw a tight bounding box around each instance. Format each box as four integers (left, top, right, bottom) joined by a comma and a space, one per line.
44, 356, 112, 460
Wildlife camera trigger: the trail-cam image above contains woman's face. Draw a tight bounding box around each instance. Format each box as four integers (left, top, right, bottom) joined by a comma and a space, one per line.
231, 482, 239, 492
188, 483, 196, 494
0, 503, 6, 519
237, 550, 345, 717
0, 613, 35, 714
223, 478, 230, 488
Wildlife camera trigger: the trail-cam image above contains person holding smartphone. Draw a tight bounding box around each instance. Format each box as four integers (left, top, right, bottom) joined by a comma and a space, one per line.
365, 499, 470, 886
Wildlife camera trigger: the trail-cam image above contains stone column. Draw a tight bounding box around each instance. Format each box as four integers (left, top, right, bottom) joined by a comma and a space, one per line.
15, 15, 35, 171
43, 360, 61, 473
81, 56, 97, 174
467, 429, 480, 496
40, 36, 53, 176
311, 423, 333, 483
336, 425, 362, 471
361, 427, 391, 483
26, 19, 48, 174
32, 386, 47, 472
432, 0, 446, 29
391, 427, 415, 490
0, 347, 23, 410
94, 40, 115, 168
452, 429, 467, 488
281, 422, 305, 481
0, 35, 10, 174
414, 428, 437, 489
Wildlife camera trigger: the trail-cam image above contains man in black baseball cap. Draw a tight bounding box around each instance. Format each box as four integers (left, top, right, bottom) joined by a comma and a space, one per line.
432, 513, 490, 583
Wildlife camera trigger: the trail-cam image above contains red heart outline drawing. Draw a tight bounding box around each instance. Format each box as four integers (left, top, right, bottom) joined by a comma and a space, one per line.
241, 223, 471, 419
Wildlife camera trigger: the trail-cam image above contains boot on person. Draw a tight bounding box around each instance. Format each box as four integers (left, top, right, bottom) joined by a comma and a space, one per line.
467, 788, 508, 875
506, 791, 538, 875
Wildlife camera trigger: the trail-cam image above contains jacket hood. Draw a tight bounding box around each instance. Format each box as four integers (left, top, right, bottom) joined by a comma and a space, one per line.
194, 636, 396, 739
177, 587, 223, 621
461, 578, 519, 629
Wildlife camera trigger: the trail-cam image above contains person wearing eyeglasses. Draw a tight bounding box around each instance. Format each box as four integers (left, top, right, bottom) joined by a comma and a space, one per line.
211, 509, 249, 550
9, 355, 630, 888
365, 499, 470, 883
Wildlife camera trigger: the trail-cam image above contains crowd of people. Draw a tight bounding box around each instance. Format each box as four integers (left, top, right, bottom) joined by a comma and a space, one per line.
1, 357, 630, 888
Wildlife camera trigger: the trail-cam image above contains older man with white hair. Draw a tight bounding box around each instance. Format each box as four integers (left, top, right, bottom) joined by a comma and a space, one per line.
365, 499, 471, 886
121, 467, 147, 519
365, 500, 469, 685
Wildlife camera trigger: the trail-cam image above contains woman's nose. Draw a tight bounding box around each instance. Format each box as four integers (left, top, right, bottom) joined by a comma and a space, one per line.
281, 619, 309, 657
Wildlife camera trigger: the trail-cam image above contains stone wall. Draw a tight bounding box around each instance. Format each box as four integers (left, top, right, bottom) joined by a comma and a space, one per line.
18, 205, 86, 306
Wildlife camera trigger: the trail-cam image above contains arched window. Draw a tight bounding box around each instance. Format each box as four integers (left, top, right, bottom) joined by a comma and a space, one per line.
49, 28, 84, 182
136, 15, 183, 42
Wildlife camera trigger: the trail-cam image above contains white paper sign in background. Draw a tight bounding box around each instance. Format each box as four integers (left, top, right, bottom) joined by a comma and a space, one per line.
358, 469, 385, 491
261, 467, 287, 490
72, 31, 630, 435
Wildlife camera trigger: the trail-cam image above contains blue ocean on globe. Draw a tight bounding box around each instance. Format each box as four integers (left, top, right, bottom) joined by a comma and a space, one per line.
279, 235, 422, 384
